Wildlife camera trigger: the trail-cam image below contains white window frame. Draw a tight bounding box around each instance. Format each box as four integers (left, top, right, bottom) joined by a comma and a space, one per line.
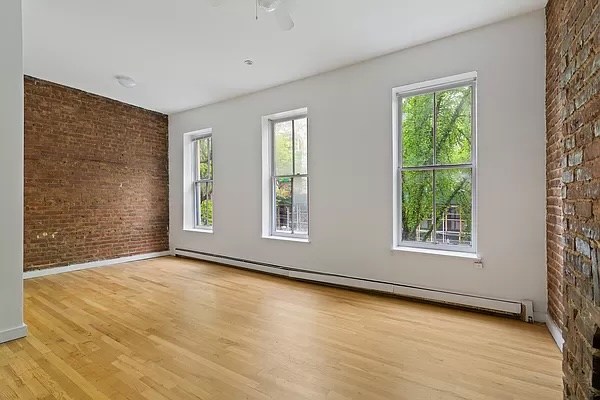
392, 72, 477, 254
261, 107, 310, 242
183, 128, 213, 233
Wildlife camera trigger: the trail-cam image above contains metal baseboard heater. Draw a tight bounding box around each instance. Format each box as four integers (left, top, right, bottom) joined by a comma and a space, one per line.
175, 248, 534, 322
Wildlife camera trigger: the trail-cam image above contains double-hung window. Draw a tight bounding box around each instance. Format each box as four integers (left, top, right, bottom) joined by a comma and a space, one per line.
191, 132, 213, 230
262, 109, 309, 239
394, 72, 476, 253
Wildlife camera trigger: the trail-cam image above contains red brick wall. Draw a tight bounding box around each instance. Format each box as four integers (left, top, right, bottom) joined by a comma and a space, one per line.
24, 76, 169, 271
546, 0, 567, 334
546, 0, 600, 398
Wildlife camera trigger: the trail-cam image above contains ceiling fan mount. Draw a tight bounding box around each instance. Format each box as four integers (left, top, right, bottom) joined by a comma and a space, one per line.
257, 0, 282, 12
208, 0, 296, 31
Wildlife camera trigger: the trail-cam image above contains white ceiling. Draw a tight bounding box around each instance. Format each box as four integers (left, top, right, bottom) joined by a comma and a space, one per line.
22, 0, 546, 114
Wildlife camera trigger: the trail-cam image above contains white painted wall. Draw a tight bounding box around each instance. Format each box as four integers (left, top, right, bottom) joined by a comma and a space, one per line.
169, 11, 547, 315
0, 0, 26, 342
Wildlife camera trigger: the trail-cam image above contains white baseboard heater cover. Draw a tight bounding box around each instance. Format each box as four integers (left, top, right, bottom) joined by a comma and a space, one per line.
175, 249, 528, 319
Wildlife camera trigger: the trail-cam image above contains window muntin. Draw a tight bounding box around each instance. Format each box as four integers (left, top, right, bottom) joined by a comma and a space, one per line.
398, 80, 475, 251
193, 134, 213, 230
271, 116, 308, 237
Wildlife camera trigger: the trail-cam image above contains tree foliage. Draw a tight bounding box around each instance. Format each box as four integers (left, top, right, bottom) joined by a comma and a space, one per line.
274, 118, 307, 205
200, 194, 213, 226
401, 86, 473, 245
196, 137, 213, 227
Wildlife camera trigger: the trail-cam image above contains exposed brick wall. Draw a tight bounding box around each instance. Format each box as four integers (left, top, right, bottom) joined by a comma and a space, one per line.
24, 76, 169, 271
546, 0, 600, 398
547, 0, 567, 334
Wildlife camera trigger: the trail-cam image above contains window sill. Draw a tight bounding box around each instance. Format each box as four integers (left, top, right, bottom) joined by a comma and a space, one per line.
392, 246, 480, 260
183, 228, 214, 234
262, 235, 310, 243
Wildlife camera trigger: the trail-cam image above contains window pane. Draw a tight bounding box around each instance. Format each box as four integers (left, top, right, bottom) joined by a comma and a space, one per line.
275, 177, 292, 233
402, 93, 434, 167
435, 169, 472, 246
198, 182, 213, 227
195, 140, 201, 180
435, 86, 472, 165
401, 170, 433, 242
196, 137, 212, 180
194, 182, 201, 227
292, 177, 308, 234
274, 120, 293, 176
207, 137, 213, 179
197, 138, 209, 162
294, 118, 308, 175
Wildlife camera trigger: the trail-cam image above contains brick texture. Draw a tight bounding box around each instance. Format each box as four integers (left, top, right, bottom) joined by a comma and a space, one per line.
24, 76, 169, 271
547, 0, 567, 334
546, 0, 600, 398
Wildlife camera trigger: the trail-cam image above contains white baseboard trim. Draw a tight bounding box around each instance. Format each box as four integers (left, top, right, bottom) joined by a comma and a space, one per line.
24, 251, 172, 280
546, 316, 564, 351
533, 311, 548, 323
391, 284, 522, 315
176, 248, 534, 320
0, 324, 27, 344
289, 270, 395, 293
177, 249, 291, 278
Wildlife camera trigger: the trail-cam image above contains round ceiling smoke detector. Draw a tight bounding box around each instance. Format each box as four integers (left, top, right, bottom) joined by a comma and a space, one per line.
116, 75, 136, 88
244, 59, 254, 66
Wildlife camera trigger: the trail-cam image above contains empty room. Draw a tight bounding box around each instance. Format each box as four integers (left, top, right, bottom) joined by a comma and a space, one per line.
0, 0, 597, 398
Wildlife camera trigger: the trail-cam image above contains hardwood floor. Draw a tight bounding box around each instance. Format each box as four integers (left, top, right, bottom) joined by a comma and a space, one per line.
0, 256, 561, 399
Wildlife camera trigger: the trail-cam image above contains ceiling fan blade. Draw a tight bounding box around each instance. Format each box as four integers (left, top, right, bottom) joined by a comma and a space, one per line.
208, 0, 224, 6
273, 7, 294, 31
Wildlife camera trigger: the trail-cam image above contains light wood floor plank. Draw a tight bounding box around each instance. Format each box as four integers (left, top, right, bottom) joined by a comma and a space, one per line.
0, 256, 562, 399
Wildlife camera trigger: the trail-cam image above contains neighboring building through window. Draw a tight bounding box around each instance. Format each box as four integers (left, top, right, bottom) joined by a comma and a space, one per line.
183, 128, 213, 232
393, 72, 476, 252
262, 108, 309, 240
